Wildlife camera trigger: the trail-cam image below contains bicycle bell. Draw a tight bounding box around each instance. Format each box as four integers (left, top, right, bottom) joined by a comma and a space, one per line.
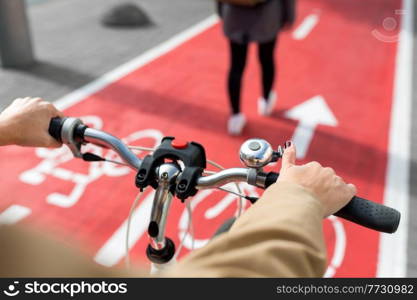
239, 138, 274, 169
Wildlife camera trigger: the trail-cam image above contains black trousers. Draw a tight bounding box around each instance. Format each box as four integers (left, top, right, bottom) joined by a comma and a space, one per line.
228, 38, 277, 115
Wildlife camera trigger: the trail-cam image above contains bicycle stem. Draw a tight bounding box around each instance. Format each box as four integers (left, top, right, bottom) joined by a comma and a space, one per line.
147, 163, 180, 258
147, 165, 269, 264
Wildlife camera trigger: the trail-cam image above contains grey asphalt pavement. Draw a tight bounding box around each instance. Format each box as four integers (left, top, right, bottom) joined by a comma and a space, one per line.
0, 0, 214, 110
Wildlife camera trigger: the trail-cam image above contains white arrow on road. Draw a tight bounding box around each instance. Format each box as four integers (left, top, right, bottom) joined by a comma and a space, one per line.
285, 95, 338, 159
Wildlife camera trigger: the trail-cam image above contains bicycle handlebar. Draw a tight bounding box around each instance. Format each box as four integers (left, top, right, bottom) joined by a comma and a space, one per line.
48, 117, 401, 234
263, 171, 400, 233
49, 117, 142, 169
84, 128, 142, 170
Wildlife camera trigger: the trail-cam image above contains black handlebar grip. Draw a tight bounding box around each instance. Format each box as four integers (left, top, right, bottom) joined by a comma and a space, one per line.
265, 172, 279, 188
48, 117, 66, 142
334, 197, 400, 233
264, 172, 400, 233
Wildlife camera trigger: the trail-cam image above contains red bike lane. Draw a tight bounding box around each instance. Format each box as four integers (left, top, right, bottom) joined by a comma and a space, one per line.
0, 0, 402, 276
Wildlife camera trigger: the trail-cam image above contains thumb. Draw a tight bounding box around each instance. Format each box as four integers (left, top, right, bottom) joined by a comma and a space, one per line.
281, 141, 296, 171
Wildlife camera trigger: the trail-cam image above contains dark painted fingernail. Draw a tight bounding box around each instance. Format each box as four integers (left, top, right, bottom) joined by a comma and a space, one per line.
284, 141, 292, 149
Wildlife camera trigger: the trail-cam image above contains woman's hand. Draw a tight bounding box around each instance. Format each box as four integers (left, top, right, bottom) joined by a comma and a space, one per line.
0, 97, 64, 148
276, 142, 357, 217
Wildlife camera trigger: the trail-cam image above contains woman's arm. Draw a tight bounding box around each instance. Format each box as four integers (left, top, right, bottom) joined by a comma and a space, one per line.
163, 181, 327, 277
0, 118, 14, 146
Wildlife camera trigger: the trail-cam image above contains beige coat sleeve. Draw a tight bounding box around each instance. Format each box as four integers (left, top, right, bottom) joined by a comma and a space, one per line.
0, 182, 326, 277
163, 181, 327, 277
0, 225, 141, 277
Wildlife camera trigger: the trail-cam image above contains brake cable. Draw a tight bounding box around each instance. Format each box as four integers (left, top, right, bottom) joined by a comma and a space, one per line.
216, 187, 259, 204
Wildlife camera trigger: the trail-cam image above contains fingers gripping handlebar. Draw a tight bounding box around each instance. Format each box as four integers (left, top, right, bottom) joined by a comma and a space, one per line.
49, 117, 401, 234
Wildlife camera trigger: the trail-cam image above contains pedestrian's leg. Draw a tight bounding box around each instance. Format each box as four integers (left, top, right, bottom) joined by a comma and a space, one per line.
227, 40, 248, 135
228, 40, 248, 114
257, 38, 277, 116
258, 38, 276, 100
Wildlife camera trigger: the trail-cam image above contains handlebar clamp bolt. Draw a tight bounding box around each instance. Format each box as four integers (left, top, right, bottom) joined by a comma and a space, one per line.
178, 183, 187, 191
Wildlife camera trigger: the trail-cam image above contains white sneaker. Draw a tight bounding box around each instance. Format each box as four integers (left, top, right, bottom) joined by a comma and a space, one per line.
227, 113, 246, 135
258, 91, 277, 116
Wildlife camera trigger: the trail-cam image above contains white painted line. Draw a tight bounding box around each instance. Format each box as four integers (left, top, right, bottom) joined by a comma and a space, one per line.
0, 205, 31, 225
54, 15, 219, 110
94, 191, 154, 267
377, 0, 413, 277
292, 12, 320, 40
